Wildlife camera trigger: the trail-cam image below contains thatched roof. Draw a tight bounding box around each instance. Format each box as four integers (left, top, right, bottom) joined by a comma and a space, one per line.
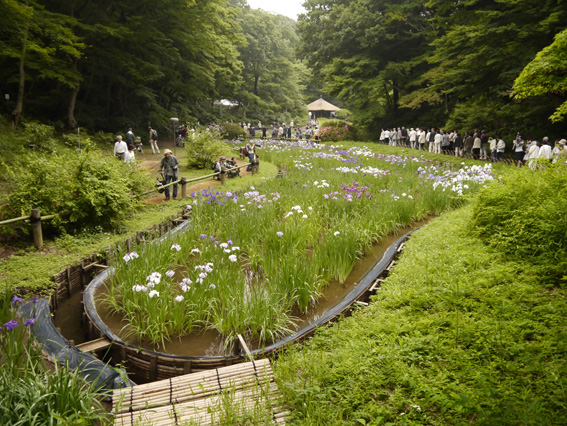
307, 97, 340, 112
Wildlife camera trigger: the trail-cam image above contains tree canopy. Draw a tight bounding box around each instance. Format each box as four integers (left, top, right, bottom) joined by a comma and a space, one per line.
297, 0, 567, 137
0, 0, 307, 134
1, 0, 566, 138
233, 7, 307, 123
513, 28, 567, 123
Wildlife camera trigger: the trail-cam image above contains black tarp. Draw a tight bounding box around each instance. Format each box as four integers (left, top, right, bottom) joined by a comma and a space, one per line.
19, 299, 133, 392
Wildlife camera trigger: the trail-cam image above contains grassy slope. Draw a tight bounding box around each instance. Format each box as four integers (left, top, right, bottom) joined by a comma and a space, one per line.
0, 138, 486, 295
0, 160, 277, 294
275, 204, 567, 425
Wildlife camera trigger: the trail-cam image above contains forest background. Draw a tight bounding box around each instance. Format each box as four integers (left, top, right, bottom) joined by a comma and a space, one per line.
1, 0, 566, 140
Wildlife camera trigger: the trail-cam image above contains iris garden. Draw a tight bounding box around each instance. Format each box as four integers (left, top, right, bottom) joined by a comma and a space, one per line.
105, 141, 494, 350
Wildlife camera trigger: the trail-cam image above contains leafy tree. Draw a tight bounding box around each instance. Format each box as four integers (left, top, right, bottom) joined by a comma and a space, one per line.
234, 8, 306, 123
412, 0, 567, 134
1, 0, 245, 132
298, 0, 435, 130
298, 0, 567, 136
0, 0, 83, 127
512, 28, 567, 123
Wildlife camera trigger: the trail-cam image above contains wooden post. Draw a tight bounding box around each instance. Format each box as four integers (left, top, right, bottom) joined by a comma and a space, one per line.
66, 267, 72, 296
220, 167, 226, 184
149, 355, 158, 381
30, 208, 43, 249
237, 334, 254, 361
180, 177, 187, 198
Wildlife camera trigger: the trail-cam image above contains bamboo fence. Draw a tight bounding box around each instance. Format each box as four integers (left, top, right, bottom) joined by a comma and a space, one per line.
113, 358, 287, 425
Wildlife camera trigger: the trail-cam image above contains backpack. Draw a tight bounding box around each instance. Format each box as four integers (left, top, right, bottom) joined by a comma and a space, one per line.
151, 130, 158, 140
242, 147, 249, 156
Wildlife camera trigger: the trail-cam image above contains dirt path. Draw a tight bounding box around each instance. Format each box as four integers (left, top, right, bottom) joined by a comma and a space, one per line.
136, 141, 251, 205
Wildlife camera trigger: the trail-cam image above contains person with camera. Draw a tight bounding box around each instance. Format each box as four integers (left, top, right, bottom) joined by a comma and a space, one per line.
158, 149, 179, 201
245, 141, 255, 171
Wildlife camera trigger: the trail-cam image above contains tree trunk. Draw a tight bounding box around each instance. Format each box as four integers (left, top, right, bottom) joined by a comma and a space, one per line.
67, 61, 80, 129
254, 74, 259, 96
68, 83, 80, 129
383, 82, 392, 110
12, 25, 29, 128
392, 79, 399, 111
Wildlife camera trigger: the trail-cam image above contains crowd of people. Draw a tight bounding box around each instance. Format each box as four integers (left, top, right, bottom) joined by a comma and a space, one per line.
113, 122, 567, 204
379, 127, 567, 166
237, 121, 321, 141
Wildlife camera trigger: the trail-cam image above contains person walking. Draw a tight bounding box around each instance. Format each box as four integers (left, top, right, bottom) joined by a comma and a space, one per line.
148, 126, 160, 154
512, 135, 525, 167
463, 132, 474, 156
453, 131, 463, 157
113, 135, 128, 161
496, 137, 505, 162
527, 140, 540, 170
158, 149, 179, 201
126, 128, 135, 145
125, 144, 136, 166
428, 128, 436, 152
480, 130, 489, 160
472, 133, 482, 159
417, 128, 426, 150
537, 139, 552, 162
489, 137, 497, 162
433, 130, 442, 154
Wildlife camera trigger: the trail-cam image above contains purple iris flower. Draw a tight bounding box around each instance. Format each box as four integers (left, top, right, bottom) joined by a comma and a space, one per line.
4, 319, 18, 330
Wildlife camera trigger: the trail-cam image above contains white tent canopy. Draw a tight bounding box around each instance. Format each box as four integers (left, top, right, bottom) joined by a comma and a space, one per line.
213, 99, 239, 107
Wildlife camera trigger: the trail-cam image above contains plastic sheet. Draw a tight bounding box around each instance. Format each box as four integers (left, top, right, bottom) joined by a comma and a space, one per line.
19, 299, 133, 392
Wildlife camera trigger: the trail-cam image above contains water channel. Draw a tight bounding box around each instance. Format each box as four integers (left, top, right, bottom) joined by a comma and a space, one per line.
53, 218, 429, 357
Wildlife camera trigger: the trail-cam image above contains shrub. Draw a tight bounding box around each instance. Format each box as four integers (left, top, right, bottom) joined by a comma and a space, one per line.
220, 122, 245, 140
21, 122, 60, 153
318, 119, 362, 141
319, 126, 343, 142
471, 164, 567, 282
186, 131, 228, 169
90, 130, 116, 148
5, 149, 149, 232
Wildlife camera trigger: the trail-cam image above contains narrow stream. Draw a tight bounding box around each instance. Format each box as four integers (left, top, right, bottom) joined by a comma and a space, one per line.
54, 218, 429, 356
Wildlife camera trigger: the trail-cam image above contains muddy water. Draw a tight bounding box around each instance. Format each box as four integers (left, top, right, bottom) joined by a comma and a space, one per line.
292, 218, 428, 330
52, 290, 88, 345
54, 219, 429, 355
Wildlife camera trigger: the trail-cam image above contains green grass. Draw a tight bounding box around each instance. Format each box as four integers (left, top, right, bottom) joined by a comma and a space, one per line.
106, 142, 494, 349
0, 293, 111, 425
274, 204, 567, 425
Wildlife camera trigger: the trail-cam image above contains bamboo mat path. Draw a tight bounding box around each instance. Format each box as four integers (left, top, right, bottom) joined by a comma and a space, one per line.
112, 358, 288, 425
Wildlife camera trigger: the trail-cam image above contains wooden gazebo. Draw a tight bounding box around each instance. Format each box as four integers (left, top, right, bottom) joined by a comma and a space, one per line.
307, 97, 340, 119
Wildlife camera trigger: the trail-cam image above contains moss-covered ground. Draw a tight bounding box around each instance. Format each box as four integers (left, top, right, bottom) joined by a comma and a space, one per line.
275, 204, 567, 425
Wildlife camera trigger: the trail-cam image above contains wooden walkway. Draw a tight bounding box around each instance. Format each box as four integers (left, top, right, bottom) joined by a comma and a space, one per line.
112, 358, 287, 425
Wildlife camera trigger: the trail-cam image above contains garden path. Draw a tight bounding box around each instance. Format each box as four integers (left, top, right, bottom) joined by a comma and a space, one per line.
136, 139, 250, 205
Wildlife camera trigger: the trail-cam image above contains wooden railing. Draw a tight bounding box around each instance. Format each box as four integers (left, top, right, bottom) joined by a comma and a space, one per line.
0, 209, 55, 249
135, 163, 253, 199
0, 162, 258, 249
